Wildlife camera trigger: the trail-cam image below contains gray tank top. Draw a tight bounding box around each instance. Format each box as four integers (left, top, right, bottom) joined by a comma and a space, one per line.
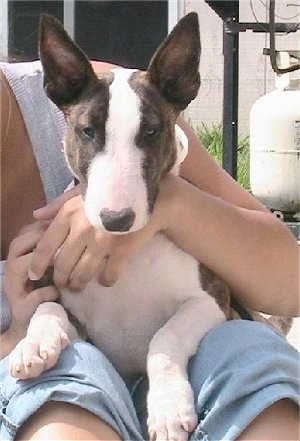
0, 60, 72, 331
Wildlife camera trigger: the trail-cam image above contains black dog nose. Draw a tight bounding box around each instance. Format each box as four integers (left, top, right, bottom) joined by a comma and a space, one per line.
100, 208, 136, 232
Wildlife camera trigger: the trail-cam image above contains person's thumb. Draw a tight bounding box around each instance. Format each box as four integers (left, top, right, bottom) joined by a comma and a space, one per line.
33, 185, 80, 220
29, 286, 59, 308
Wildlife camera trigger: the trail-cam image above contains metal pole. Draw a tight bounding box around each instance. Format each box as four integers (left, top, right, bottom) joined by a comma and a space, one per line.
222, 2, 239, 178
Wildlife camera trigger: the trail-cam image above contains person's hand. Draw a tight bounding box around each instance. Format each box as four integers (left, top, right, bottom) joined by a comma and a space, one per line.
29, 194, 167, 291
33, 183, 81, 220
28, 177, 176, 291
4, 223, 59, 342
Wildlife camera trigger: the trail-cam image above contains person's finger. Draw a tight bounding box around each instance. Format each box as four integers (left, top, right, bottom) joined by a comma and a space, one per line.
98, 249, 128, 287
7, 225, 47, 261
28, 215, 70, 281
33, 185, 81, 220
52, 214, 98, 287
27, 286, 59, 308
68, 248, 107, 292
53, 238, 87, 288
17, 220, 50, 236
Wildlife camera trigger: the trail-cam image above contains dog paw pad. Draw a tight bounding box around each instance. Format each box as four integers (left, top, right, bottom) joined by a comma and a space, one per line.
147, 377, 197, 441
9, 330, 68, 379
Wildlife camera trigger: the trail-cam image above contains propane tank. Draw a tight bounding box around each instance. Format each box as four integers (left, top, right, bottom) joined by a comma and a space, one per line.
250, 53, 300, 216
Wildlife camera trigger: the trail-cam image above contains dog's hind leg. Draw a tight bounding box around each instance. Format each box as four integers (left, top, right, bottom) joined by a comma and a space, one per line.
9, 302, 78, 379
147, 294, 225, 441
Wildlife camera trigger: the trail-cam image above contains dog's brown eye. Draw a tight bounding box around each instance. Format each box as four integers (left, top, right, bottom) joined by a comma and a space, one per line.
81, 127, 95, 140
145, 127, 156, 137
142, 122, 158, 137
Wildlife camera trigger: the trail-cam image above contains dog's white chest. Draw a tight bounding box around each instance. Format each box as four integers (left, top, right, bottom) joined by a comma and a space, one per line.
61, 233, 202, 378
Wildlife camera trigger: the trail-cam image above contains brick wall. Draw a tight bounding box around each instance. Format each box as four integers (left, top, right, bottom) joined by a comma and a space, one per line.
180, 0, 300, 135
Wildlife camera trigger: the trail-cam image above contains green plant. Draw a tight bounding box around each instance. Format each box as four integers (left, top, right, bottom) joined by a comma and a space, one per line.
194, 122, 250, 190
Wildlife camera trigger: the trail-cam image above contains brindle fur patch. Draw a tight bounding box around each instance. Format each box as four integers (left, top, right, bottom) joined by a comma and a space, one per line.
199, 265, 293, 335
63, 72, 113, 192
129, 71, 178, 212
199, 264, 232, 319
66, 309, 88, 340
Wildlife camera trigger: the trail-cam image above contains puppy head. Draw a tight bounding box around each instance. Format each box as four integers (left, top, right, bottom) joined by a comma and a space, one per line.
39, 13, 200, 233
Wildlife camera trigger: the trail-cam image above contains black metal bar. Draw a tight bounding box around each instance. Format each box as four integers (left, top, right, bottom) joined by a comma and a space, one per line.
225, 21, 299, 34
269, 0, 300, 74
205, 1, 238, 21
222, 15, 239, 178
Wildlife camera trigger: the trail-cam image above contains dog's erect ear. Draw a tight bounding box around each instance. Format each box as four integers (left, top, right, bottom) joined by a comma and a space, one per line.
39, 14, 97, 107
147, 12, 201, 111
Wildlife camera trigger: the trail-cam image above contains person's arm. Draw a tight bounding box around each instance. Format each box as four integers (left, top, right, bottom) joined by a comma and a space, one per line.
157, 173, 298, 317
90, 60, 119, 72
178, 118, 268, 211
173, 118, 298, 315
0, 70, 47, 259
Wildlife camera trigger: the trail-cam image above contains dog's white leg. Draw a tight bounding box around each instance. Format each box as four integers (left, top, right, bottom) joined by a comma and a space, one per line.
147, 294, 225, 441
9, 302, 78, 379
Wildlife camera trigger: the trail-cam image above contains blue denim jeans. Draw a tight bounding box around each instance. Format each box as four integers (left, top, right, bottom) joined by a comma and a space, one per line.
1, 321, 299, 440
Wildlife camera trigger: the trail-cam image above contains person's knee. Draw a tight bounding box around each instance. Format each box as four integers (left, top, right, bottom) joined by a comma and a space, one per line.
190, 320, 298, 381
187, 320, 299, 441
15, 402, 122, 441
237, 398, 299, 440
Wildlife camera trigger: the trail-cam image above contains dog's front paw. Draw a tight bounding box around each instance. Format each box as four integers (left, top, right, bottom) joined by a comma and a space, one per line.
9, 329, 69, 379
147, 376, 197, 441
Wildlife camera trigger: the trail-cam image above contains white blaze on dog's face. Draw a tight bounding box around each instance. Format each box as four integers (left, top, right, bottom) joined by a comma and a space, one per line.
84, 69, 148, 232
39, 13, 201, 233
62, 67, 180, 233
